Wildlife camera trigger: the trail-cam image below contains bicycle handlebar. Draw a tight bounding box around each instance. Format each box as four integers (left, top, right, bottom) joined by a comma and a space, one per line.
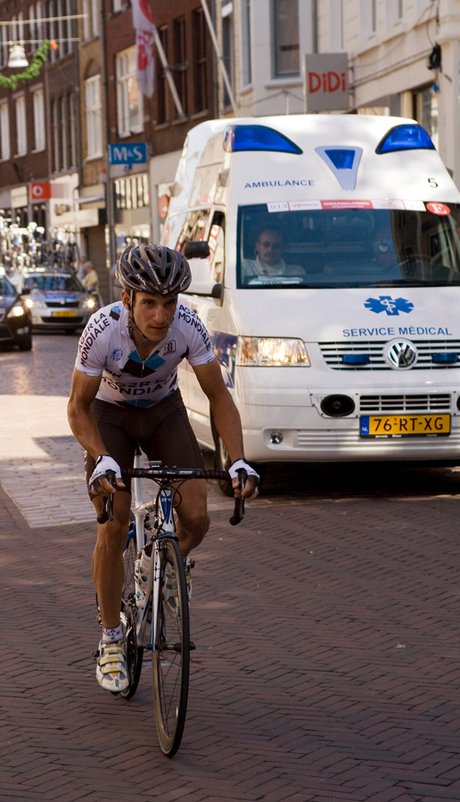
125, 466, 246, 526
96, 466, 247, 526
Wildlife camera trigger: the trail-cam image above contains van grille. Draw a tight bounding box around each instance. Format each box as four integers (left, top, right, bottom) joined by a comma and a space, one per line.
319, 340, 460, 370
359, 394, 451, 413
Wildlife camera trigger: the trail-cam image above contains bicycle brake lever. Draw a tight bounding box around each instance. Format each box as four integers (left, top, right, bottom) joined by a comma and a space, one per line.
96, 470, 116, 524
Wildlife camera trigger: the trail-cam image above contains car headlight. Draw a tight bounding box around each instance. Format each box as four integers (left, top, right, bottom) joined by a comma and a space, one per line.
27, 296, 47, 309
85, 298, 97, 309
236, 337, 310, 366
7, 303, 26, 318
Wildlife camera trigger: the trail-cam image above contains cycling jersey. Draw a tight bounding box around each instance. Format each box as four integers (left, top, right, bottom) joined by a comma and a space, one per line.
75, 300, 214, 408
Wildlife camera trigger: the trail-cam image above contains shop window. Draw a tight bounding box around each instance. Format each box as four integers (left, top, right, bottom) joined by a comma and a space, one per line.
114, 175, 149, 210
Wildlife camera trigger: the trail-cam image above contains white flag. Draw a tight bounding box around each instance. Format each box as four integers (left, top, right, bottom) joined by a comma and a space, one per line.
132, 0, 155, 97
131, 0, 155, 32
136, 29, 155, 98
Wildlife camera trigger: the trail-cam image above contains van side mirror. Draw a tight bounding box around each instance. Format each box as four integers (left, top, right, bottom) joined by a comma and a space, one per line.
20, 286, 31, 295
186, 257, 222, 301
183, 240, 210, 259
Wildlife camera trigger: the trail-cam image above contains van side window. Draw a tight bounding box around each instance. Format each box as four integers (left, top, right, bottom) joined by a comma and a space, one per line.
208, 211, 225, 285
176, 209, 211, 251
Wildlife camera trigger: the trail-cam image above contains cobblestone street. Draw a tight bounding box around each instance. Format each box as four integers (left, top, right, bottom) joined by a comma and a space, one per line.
0, 336, 459, 801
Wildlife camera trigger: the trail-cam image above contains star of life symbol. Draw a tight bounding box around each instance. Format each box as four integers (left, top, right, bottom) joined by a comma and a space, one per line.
364, 296, 414, 316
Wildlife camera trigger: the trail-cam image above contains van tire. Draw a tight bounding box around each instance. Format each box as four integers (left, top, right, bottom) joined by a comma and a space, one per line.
211, 413, 265, 496
214, 435, 234, 497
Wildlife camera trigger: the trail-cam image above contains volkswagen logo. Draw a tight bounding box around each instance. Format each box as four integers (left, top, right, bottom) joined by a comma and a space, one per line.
385, 338, 418, 370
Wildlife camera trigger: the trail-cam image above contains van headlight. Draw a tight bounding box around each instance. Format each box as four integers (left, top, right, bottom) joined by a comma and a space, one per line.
237, 337, 310, 366
85, 298, 97, 309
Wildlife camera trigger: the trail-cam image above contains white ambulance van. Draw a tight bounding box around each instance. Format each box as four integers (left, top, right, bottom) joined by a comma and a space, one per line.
162, 114, 460, 479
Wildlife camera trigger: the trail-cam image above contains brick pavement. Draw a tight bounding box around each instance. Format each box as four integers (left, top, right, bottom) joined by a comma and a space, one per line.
0, 474, 459, 802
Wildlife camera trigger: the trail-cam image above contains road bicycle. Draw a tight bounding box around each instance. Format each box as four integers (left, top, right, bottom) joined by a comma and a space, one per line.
99, 450, 245, 757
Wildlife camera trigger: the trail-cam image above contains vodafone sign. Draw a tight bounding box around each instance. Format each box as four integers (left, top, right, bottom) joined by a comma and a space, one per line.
304, 53, 349, 112
30, 182, 51, 201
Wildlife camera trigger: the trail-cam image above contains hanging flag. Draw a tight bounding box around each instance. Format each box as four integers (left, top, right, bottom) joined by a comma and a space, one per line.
132, 0, 155, 32
132, 0, 155, 98
136, 29, 155, 98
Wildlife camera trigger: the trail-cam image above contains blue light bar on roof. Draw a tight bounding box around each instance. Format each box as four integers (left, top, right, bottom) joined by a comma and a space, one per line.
376, 124, 435, 154
315, 146, 363, 191
223, 125, 303, 154
324, 149, 356, 170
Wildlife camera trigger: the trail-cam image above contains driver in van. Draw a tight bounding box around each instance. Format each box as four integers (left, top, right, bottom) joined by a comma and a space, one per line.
243, 227, 305, 278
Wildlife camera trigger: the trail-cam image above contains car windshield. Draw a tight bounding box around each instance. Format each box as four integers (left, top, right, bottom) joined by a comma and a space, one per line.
0, 276, 16, 297
237, 203, 460, 288
24, 273, 85, 292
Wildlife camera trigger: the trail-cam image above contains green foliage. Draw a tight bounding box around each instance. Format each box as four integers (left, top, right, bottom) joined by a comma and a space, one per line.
0, 40, 51, 91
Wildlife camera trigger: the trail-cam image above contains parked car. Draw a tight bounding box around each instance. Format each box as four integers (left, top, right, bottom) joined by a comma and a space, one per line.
0, 273, 33, 350
11, 269, 98, 331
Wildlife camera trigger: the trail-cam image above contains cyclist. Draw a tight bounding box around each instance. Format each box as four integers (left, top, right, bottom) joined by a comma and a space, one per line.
67, 243, 259, 693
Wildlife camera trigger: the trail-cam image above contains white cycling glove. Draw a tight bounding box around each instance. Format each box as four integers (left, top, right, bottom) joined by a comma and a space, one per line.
89, 455, 122, 491
228, 459, 260, 484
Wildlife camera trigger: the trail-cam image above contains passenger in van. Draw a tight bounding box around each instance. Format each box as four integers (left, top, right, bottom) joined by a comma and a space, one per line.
371, 225, 399, 271
243, 227, 305, 278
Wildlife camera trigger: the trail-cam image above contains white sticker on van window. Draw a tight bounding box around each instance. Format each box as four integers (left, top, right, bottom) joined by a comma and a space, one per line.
267, 202, 289, 213
321, 200, 373, 209
372, 200, 405, 210
403, 200, 426, 211
288, 200, 322, 211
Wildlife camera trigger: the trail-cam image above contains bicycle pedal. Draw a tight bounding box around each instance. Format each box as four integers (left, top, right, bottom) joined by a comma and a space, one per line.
92, 648, 100, 660
190, 641, 196, 651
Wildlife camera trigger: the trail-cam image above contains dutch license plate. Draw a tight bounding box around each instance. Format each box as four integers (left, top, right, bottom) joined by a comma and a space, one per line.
360, 414, 451, 437
52, 310, 76, 317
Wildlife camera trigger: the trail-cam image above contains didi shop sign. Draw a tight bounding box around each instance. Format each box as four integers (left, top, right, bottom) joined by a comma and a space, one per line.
304, 53, 349, 112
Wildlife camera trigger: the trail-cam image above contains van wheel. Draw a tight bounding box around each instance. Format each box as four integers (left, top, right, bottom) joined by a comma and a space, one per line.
214, 434, 234, 497
211, 414, 265, 496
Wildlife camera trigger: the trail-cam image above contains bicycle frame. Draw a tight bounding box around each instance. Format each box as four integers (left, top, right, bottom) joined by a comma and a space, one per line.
132, 451, 177, 652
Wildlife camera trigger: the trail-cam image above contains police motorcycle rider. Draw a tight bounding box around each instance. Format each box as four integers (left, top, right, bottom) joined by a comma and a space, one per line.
68, 244, 259, 693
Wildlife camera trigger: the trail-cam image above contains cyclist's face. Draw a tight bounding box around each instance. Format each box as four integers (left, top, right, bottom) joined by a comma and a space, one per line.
123, 291, 178, 342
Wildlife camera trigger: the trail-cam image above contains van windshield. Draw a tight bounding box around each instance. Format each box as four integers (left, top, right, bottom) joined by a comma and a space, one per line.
237, 203, 460, 288
24, 274, 84, 292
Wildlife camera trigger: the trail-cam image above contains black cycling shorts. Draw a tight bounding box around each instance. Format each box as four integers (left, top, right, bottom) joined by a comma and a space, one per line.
85, 389, 204, 495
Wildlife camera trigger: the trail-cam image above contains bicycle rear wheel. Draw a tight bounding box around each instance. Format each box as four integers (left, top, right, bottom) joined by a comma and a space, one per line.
152, 538, 190, 757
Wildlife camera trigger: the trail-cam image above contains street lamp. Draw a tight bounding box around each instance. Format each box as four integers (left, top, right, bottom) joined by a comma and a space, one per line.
7, 43, 29, 68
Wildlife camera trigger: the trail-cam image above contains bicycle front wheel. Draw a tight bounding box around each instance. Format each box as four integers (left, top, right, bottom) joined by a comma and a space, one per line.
152, 538, 190, 757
